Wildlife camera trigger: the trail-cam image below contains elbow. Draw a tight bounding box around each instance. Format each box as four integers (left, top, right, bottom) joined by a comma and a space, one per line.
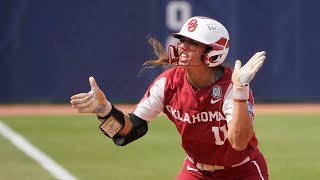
229, 140, 248, 151
228, 135, 247, 151
227, 132, 253, 151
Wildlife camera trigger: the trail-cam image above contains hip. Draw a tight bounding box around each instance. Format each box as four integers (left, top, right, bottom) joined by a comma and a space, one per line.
177, 152, 268, 180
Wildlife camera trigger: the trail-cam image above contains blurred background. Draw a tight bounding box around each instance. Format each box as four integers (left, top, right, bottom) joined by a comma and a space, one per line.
1, 1, 320, 180
1, 0, 319, 104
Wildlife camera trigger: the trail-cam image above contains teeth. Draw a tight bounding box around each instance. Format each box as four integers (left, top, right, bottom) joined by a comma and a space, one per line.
180, 52, 188, 57
180, 57, 188, 61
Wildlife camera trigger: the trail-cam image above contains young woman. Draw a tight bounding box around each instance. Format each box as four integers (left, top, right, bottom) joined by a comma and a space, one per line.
70, 16, 268, 180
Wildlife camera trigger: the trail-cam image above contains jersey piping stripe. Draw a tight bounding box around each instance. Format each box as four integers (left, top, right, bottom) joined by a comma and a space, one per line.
252, 160, 264, 180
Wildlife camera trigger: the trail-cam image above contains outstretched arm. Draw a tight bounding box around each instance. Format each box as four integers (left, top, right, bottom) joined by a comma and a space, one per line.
70, 77, 147, 146
227, 51, 266, 151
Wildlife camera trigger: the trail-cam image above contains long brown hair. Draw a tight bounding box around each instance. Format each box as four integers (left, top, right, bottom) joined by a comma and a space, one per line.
140, 37, 173, 71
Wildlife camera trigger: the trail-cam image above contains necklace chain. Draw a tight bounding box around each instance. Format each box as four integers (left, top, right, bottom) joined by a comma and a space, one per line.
186, 77, 200, 91
186, 68, 221, 91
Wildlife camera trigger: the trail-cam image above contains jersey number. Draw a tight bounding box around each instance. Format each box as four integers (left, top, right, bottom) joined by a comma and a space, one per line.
212, 125, 228, 145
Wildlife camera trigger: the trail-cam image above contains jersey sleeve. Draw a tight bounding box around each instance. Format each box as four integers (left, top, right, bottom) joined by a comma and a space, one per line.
133, 77, 166, 122
222, 84, 255, 124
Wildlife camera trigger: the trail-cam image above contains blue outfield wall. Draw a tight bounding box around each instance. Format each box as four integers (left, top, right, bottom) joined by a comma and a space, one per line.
0, 0, 319, 103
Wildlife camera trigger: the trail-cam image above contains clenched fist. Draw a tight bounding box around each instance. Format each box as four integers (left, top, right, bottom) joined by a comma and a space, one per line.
70, 77, 112, 117
232, 51, 266, 100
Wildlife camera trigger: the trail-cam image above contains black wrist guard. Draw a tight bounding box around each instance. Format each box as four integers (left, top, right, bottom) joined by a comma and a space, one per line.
112, 113, 148, 146
98, 105, 125, 138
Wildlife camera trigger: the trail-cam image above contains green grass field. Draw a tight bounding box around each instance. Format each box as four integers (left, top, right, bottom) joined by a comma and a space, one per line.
1, 113, 320, 180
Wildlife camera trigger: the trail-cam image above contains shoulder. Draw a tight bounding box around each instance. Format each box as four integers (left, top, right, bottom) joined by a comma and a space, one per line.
155, 67, 185, 83
220, 66, 233, 81
148, 67, 187, 95
224, 66, 233, 74
158, 67, 185, 77
148, 67, 184, 89
213, 66, 233, 91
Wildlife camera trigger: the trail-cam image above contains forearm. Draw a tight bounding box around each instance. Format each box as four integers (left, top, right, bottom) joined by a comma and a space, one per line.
228, 51, 266, 150
227, 100, 253, 151
70, 77, 147, 146
98, 104, 148, 146
97, 103, 133, 136
97, 110, 133, 137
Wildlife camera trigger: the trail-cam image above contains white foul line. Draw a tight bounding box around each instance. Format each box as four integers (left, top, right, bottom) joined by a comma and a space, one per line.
0, 120, 78, 180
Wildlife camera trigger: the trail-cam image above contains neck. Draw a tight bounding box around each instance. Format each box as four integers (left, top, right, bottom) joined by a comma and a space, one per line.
186, 67, 218, 89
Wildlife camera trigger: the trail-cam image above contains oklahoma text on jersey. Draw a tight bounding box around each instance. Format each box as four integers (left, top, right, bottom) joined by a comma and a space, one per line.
166, 105, 225, 123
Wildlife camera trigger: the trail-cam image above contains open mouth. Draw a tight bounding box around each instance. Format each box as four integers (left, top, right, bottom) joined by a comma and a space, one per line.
167, 44, 204, 67
178, 54, 189, 65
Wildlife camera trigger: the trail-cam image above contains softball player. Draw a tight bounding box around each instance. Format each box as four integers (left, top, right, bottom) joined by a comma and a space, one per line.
71, 16, 268, 180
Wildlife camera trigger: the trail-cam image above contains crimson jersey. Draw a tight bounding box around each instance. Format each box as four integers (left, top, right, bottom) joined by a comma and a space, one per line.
133, 66, 260, 166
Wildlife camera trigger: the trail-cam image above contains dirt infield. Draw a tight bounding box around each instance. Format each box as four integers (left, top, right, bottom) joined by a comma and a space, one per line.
0, 103, 319, 116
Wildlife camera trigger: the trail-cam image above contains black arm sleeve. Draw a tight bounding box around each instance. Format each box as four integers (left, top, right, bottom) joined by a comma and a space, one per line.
112, 113, 148, 146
